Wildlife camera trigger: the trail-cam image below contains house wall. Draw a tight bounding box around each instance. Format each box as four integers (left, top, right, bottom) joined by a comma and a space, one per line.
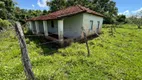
63, 13, 103, 38
28, 12, 103, 39
64, 13, 83, 38
82, 13, 103, 36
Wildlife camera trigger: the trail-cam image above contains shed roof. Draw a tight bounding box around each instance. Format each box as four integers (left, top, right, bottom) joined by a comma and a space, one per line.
27, 5, 104, 21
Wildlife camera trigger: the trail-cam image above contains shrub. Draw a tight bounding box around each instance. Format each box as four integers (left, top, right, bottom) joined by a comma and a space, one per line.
0, 18, 11, 29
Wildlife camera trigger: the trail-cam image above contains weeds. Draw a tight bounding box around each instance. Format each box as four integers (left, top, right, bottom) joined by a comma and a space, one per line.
0, 24, 142, 80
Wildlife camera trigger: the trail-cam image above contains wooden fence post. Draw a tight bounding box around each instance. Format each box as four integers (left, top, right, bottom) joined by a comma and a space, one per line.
14, 22, 35, 80
82, 27, 90, 57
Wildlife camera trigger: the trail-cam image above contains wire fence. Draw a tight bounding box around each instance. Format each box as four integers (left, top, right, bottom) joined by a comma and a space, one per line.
0, 29, 104, 46
0, 22, 107, 48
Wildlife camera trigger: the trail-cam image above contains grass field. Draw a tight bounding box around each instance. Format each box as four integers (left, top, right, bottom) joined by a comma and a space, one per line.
0, 24, 142, 80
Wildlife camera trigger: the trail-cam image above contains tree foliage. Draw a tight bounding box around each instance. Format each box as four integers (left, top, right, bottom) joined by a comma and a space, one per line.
0, 0, 120, 25
0, 0, 15, 20
47, 0, 66, 13
128, 16, 142, 29
0, 0, 48, 25
127, 10, 142, 29
42, 10, 49, 15
14, 7, 46, 24
116, 15, 126, 24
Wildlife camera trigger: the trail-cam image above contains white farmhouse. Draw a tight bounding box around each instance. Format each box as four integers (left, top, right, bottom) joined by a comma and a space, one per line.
27, 5, 104, 42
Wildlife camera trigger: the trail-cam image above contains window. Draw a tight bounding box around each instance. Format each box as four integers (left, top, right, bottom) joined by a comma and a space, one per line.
90, 20, 93, 30
51, 21, 54, 28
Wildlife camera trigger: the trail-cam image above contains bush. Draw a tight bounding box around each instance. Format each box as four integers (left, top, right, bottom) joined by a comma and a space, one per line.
0, 18, 11, 29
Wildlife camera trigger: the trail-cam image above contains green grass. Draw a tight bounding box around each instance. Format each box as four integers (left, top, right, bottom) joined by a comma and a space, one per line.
0, 24, 142, 80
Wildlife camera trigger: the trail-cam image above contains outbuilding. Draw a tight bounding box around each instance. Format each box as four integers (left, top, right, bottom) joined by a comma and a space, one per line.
27, 5, 104, 42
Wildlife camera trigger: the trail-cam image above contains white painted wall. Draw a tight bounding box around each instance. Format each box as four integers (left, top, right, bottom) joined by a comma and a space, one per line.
83, 13, 103, 36
64, 13, 83, 38
43, 21, 48, 36
58, 19, 64, 40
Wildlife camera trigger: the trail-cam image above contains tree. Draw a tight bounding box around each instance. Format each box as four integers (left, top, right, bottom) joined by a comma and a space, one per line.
102, 1, 118, 24
47, 0, 118, 24
129, 16, 142, 29
42, 10, 49, 15
47, 0, 67, 12
0, 1, 7, 19
14, 7, 43, 25
14, 7, 28, 24
0, 0, 44, 25
117, 15, 126, 24
66, 0, 90, 7
27, 10, 43, 18
128, 10, 142, 29
0, 0, 15, 20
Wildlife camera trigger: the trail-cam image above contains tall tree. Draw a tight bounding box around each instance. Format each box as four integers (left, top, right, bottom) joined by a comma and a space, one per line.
116, 15, 126, 24
14, 7, 43, 24
66, 0, 90, 7
42, 10, 49, 15
47, 0, 66, 12
0, 1, 7, 19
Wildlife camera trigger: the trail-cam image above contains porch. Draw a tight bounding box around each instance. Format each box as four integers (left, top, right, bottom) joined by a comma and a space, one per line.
28, 19, 65, 43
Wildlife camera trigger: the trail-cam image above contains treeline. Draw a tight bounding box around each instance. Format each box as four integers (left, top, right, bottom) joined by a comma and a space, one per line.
14, 7, 48, 24
0, 0, 48, 27
1, 0, 141, 29
0, 0, 126, 25
47, 0, 126, 24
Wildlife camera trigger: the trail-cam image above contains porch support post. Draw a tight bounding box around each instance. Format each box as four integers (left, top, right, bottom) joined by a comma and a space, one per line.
58, 19, 64, 45
29, 21, 32, 31
43, 21, 48, 36
32, 21, 36, 34
35, 21, 39, 34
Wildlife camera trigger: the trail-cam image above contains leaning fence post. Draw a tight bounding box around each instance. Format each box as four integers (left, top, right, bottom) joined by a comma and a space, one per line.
14, 22, 35, 80
82, 27, 90, 57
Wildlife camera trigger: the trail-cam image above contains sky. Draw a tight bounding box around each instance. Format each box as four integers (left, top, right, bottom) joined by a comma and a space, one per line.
15, 0, 50, 10
15, 0, 142, 17
114, 0, 142, 17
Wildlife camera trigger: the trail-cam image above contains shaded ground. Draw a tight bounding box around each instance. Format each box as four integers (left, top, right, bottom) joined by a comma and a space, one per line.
24, 31, 99, 56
